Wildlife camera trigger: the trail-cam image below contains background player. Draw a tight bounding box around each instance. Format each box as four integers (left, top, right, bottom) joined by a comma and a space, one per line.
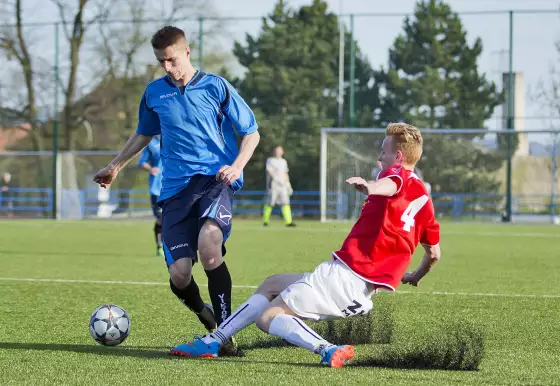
263, 145, 295, 227
92, 26, 260, 355
137, 135, 164, 256
171, 123, 441, 368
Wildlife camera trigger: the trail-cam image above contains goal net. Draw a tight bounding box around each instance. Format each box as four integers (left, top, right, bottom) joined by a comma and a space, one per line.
0, 151, 153, 219
57, 151, 149, 220
320, 128, 560, 223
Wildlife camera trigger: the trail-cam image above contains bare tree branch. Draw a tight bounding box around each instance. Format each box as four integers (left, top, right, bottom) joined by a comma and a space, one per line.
49, 0, 72, 41
46, 0, 116, 149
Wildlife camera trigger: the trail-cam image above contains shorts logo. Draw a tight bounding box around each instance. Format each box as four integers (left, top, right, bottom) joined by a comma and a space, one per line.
216, 205, 232, 226
170, 243, 189, 251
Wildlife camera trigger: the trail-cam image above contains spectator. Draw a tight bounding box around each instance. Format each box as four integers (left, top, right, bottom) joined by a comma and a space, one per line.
1, 172, 13, 217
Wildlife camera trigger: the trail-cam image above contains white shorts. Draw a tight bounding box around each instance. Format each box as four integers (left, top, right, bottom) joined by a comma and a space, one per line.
267, 183, 290, 206
280, 259, 375, 321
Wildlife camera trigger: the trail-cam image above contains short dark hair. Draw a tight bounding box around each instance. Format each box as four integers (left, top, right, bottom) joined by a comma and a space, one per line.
151, 26, 187, 49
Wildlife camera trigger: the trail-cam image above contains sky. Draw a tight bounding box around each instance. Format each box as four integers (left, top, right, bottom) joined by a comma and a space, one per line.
2, 0, 559, 132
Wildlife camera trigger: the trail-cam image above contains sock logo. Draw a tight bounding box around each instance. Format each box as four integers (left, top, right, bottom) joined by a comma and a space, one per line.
218, 293, 228, 322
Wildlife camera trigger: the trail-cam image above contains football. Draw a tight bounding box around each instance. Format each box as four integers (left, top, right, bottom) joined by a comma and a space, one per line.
89, 304, 130, 346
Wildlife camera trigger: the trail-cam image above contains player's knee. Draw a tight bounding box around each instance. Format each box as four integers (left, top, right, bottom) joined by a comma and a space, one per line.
255, 309, 274, 333
256, 275, 284, 300
199, 220, 223, 246
169, 259, 193, 288
198, 220, 223, 267
169, 271, 191, 289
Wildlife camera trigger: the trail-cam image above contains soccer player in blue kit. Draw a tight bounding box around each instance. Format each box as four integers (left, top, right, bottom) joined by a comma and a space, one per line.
93, 26, 260, 355
137, 135, 164, 257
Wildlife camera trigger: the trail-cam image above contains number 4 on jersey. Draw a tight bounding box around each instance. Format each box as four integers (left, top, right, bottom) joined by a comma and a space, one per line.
401, 195, 429, 232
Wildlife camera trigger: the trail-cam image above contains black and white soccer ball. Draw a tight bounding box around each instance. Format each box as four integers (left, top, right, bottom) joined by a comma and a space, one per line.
89, 304, 130, 346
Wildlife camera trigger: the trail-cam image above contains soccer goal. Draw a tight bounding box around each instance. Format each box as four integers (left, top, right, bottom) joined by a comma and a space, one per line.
320, 128, 560, 223
320, 128, 386, 222
56, 151, 151, 220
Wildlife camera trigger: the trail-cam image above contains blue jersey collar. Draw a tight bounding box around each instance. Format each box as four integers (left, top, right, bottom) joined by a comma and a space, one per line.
164, 70, 205, 89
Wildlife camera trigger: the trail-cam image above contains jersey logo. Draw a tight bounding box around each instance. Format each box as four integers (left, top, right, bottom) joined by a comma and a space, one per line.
362, 200, 369, 209
391, 167, 401, 174
160, 92, 178, 99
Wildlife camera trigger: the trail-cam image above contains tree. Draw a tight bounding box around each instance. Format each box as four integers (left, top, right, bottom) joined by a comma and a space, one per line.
233, 0, 376, 190
375, 0, 504, 194
0, 0, 53, 193
50, 0, 114, 150
533, 39, 560, 201
0, 0, 41, 150
534, 41, 560, 130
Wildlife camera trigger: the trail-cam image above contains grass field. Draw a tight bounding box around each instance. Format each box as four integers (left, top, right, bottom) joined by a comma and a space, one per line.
0, 220, 559, 385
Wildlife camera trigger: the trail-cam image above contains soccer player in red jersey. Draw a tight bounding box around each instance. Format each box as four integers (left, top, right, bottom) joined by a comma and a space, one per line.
172, 123, 441, 368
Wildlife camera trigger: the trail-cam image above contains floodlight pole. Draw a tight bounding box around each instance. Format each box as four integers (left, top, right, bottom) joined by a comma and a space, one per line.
51, 22, 60, 220
504, 10, 514, 223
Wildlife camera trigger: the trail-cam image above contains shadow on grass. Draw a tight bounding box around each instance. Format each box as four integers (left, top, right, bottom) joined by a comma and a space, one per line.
351, 320, 485, 371
238, 337, 291, 350
0, 342, 170, 359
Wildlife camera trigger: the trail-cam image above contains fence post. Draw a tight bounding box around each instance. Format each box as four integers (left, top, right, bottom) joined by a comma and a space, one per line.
337, 13, 345, 127
51, 22, 60, 220
551, 133, 558, 221
503, 10, 514, 223
320, 129, 327, 222
349, 14, 356, 128
198, 17, 204, 71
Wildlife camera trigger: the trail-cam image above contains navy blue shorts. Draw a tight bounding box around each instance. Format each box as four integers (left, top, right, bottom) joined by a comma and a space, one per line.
160, 175, 233, 267
150, 194, 162, 220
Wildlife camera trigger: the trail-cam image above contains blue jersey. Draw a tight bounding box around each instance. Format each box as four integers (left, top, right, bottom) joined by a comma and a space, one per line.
137, 136, 163, 196
135, 71, 258, 201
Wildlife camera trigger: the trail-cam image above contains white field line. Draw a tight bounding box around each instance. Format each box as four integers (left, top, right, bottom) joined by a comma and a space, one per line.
0, 277, 558, 299
1, 221, 558, 238
234, 227, 560, 238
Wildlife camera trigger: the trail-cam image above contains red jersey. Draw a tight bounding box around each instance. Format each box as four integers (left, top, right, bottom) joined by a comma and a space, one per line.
333, 166, 440, 291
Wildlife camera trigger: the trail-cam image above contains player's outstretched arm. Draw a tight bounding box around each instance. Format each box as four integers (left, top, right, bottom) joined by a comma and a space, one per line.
346, 177, 398, 197
401, 243, 441, 286
94, 132, 152, 188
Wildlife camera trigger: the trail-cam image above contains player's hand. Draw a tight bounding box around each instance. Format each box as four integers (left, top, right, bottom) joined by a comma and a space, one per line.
401, 272, 420, 287
217, 165, 242, 185
346, 177, 369, 195
150, 167, 161, 176
93, 165, 119, 189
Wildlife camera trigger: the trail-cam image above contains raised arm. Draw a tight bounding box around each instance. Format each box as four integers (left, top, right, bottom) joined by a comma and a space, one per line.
346, 177, 398, 197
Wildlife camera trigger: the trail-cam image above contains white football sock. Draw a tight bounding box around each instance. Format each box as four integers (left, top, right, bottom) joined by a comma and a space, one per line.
268, 314, 331, 354
202, 294, 270, 345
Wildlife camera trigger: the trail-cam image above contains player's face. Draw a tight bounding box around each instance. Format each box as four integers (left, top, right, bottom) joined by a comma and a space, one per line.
274, 147, 284, 158
154, 42, 191, 81
378, 136, 401, 170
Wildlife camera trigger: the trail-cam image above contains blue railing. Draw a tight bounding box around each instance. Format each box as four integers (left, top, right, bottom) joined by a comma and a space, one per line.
0, 188, 558, 219
0, 188, 52, 215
